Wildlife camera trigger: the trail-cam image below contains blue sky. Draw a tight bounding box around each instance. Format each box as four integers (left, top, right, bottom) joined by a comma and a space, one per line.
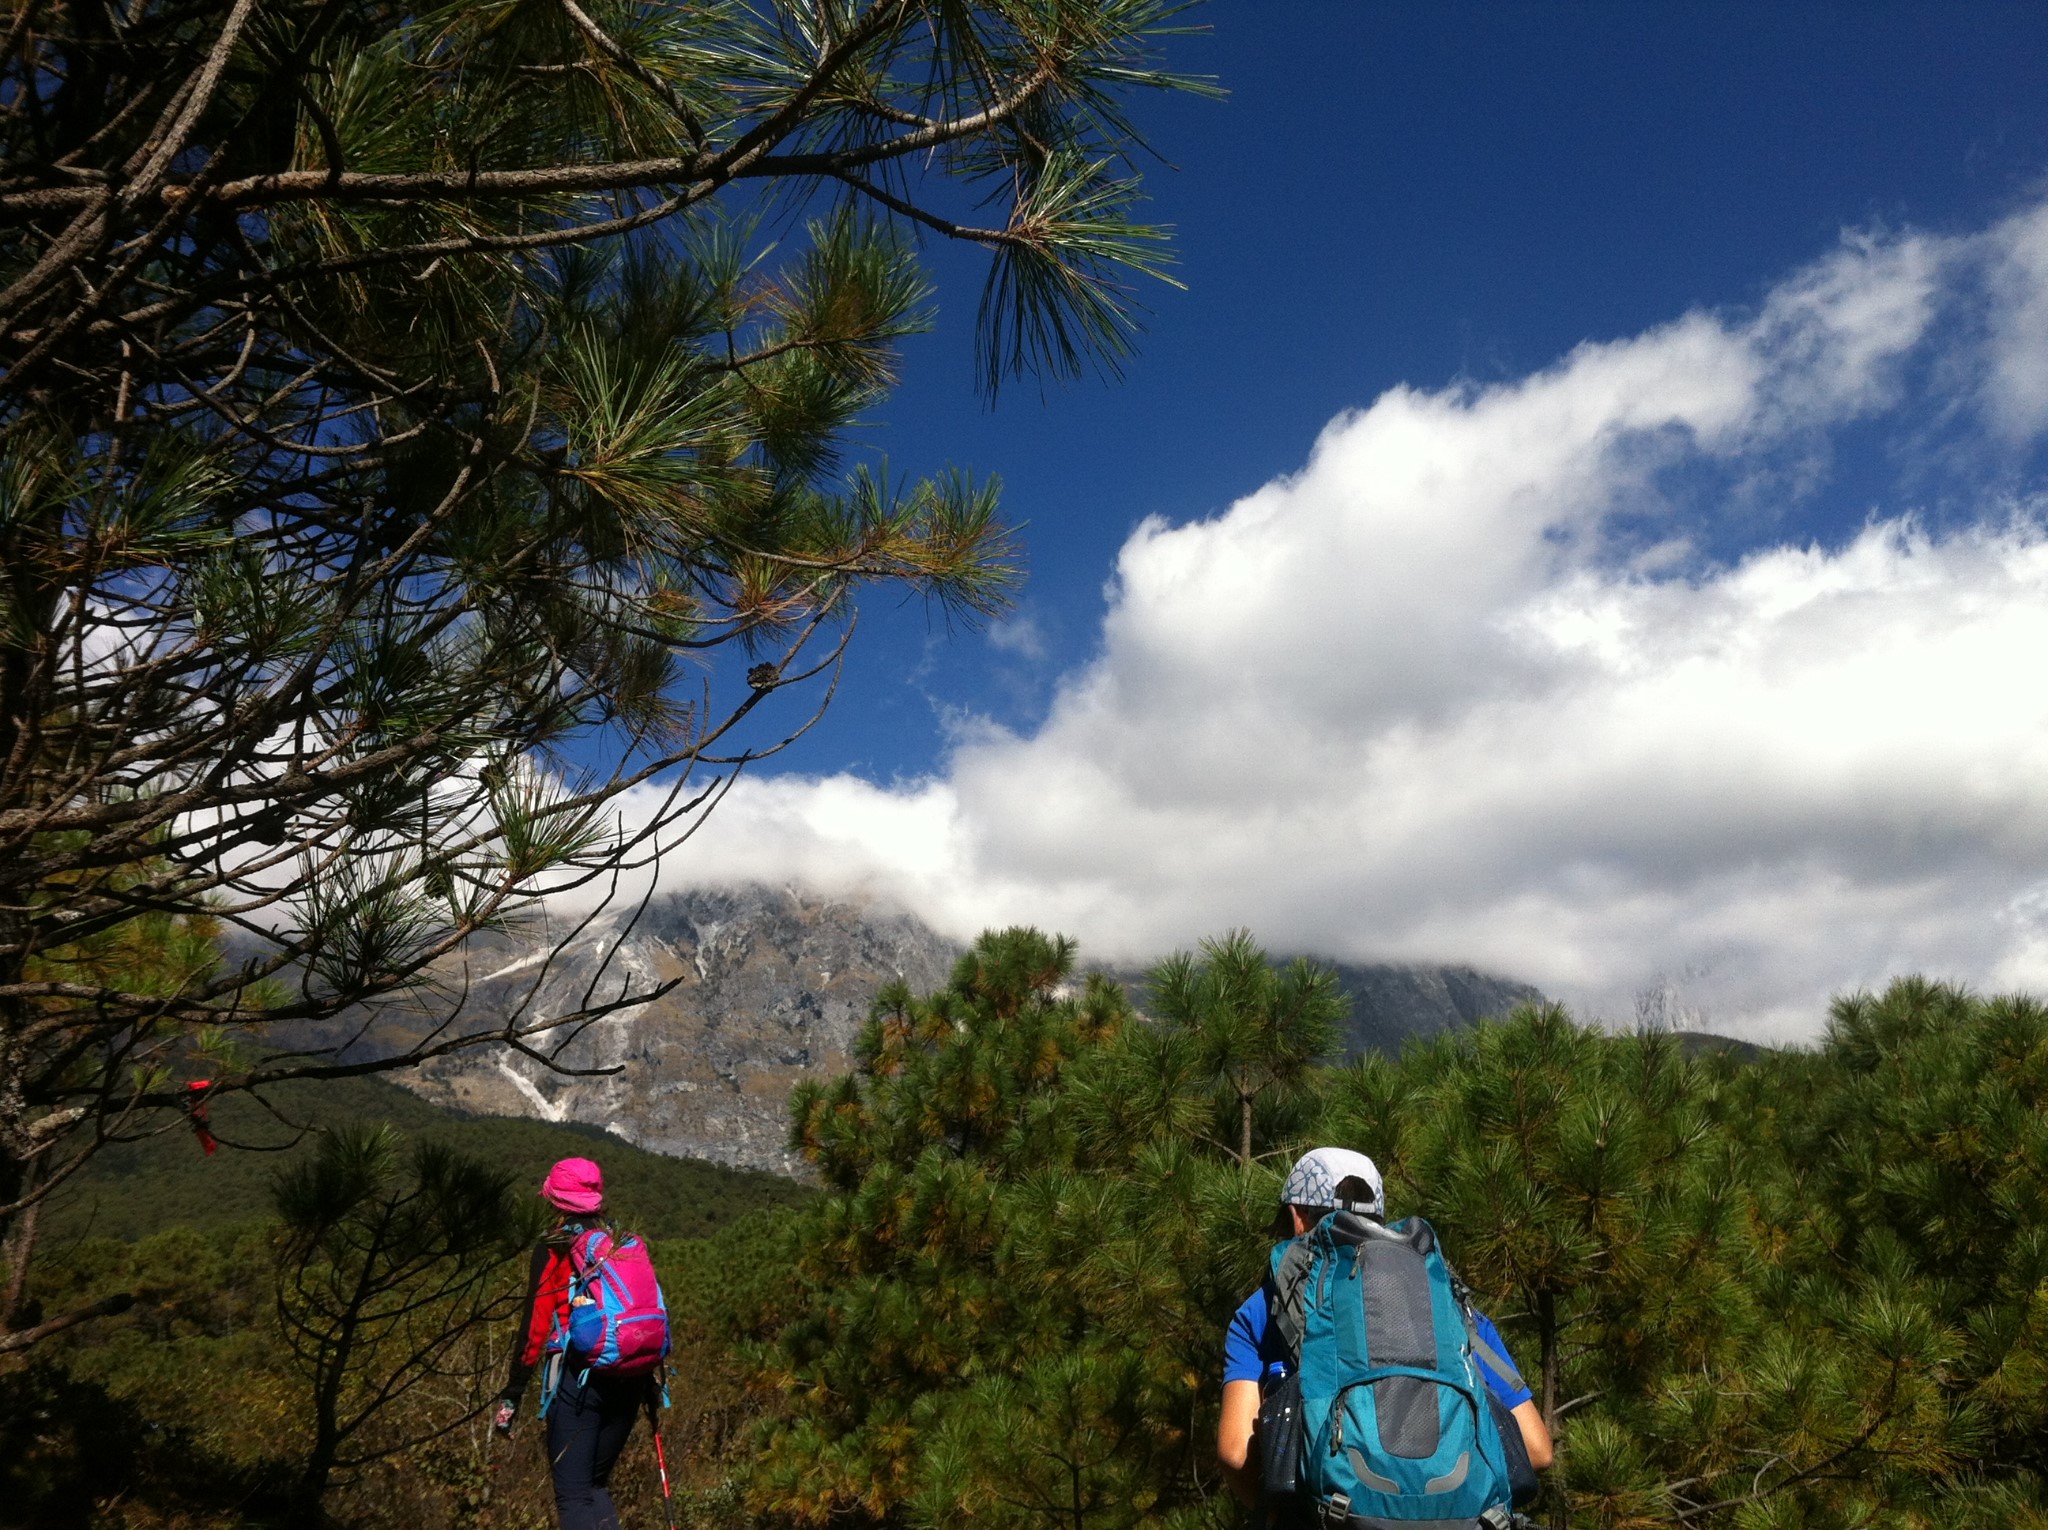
624, 3, 2048, 1035
793, 1, 2048, 781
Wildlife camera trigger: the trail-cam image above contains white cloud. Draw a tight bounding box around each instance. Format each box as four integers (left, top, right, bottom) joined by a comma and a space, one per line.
650, 201, 2048, 1038
1985, 201, 2048, 439
986, 611, 1049, 661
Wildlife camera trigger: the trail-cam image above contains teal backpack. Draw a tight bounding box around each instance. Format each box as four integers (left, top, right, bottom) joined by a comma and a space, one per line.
1263, 1211, 1516, 1527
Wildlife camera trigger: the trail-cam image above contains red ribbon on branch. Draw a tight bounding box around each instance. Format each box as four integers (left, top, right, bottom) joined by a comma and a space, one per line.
185, 1079, 218, 1156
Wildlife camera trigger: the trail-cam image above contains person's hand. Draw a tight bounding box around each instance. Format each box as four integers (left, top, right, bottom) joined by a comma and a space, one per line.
492, 1399, 517, 1437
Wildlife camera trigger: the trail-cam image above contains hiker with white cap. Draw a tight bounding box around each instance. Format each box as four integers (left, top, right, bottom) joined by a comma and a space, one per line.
1217, 1147, 1552, 1526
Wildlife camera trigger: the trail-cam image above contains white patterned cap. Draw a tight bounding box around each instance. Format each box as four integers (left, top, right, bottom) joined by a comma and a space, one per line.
1281, 1147, 1384, 1217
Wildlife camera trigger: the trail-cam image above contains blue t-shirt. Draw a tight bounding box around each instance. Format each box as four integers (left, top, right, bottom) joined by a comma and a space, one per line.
1222, 1285, 1533, 1410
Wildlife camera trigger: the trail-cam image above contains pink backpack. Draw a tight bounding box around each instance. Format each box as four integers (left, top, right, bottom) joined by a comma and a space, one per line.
555, 1226, 671, 1377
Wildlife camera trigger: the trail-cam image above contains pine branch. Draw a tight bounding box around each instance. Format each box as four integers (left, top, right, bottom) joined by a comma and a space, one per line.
0, 1291, 136, 1354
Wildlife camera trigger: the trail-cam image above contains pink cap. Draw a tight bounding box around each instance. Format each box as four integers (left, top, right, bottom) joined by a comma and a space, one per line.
541, 1157, 604, 1215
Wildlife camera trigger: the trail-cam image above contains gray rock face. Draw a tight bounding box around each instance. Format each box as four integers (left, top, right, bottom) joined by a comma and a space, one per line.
1323, 962, 1545, 1054
388, 885, 959, 1175
356, 886, 1542, 1174
1092, 959, 1542, 1058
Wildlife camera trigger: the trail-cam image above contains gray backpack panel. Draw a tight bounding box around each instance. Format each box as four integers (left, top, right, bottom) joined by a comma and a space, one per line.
1359, 1234, 1441, 1459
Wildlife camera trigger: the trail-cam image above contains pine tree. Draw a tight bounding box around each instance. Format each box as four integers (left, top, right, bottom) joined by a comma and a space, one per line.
773, 930, 1131, 1521
910, 1349, 1168, 1530
771, 928, 1269, 1530
271, 1123, 533, 1515
0, 868, 222, 1350
0, 0, 1210, 1349
1740, 980, 2048, 1506
1322, 1001, 1997, 1528
1148, 930, 1344, 1166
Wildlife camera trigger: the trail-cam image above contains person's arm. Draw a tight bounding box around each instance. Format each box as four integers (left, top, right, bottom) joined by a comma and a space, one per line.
1510, 1398, 1553, 1470
498, 1243, 553, 1415
1468, 1309, 1553, 1470
1217, 1288, 1271, 1507
1218, 1379, 1261, 1507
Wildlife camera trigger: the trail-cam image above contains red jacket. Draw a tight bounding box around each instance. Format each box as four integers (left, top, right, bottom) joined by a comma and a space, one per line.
503, 1237, 576, 1402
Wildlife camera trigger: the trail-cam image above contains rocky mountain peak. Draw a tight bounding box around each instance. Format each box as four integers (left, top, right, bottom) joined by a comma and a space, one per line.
397, 884, 958, 1175
370, 885, 1541, 1175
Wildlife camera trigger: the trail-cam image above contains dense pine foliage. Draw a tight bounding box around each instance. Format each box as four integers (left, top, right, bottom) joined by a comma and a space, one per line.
5, 931, 2046, 1529
744, 935, 2048, 1530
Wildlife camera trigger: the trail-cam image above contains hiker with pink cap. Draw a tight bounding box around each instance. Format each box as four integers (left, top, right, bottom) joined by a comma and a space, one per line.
493, 1158, 673, 1530
542, 1156, 606, 1214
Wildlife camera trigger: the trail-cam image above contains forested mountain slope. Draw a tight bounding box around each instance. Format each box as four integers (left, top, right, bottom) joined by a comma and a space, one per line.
45, 1071, 807, 1246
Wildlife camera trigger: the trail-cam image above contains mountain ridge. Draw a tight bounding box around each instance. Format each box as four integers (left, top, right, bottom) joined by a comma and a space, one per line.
310, 885, 1552, 1174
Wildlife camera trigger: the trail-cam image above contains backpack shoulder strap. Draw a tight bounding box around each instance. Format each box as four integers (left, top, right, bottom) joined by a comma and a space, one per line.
1464, 1310, 1527, 1400
1432, 1240, 1529, 1399
1264, 1235, 1317, 1364
569, 1227, 615, 1286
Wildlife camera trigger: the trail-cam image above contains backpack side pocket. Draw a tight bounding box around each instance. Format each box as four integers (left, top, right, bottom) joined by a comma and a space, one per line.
1256, 1369, 1305, 1506
1485, 1389, 1539, 1508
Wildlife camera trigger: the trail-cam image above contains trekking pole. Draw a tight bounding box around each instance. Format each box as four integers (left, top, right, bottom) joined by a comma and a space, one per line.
646, 1390, 677, 1530
484, 1396, 516, 1522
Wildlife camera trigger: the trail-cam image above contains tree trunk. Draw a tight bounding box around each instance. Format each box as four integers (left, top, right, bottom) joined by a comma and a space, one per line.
1239, 1087, 1254, 1168
0, 519, 58, 1341
0, 998, 40, 1345
298, 1331, 352, 1521
297, 1436, 338, 1524
1538, 1288, 1564, 1530
1, 1155, 41, 1329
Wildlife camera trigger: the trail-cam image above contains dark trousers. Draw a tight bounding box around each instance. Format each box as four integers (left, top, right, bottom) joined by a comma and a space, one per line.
546, 1369, 641, 1530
